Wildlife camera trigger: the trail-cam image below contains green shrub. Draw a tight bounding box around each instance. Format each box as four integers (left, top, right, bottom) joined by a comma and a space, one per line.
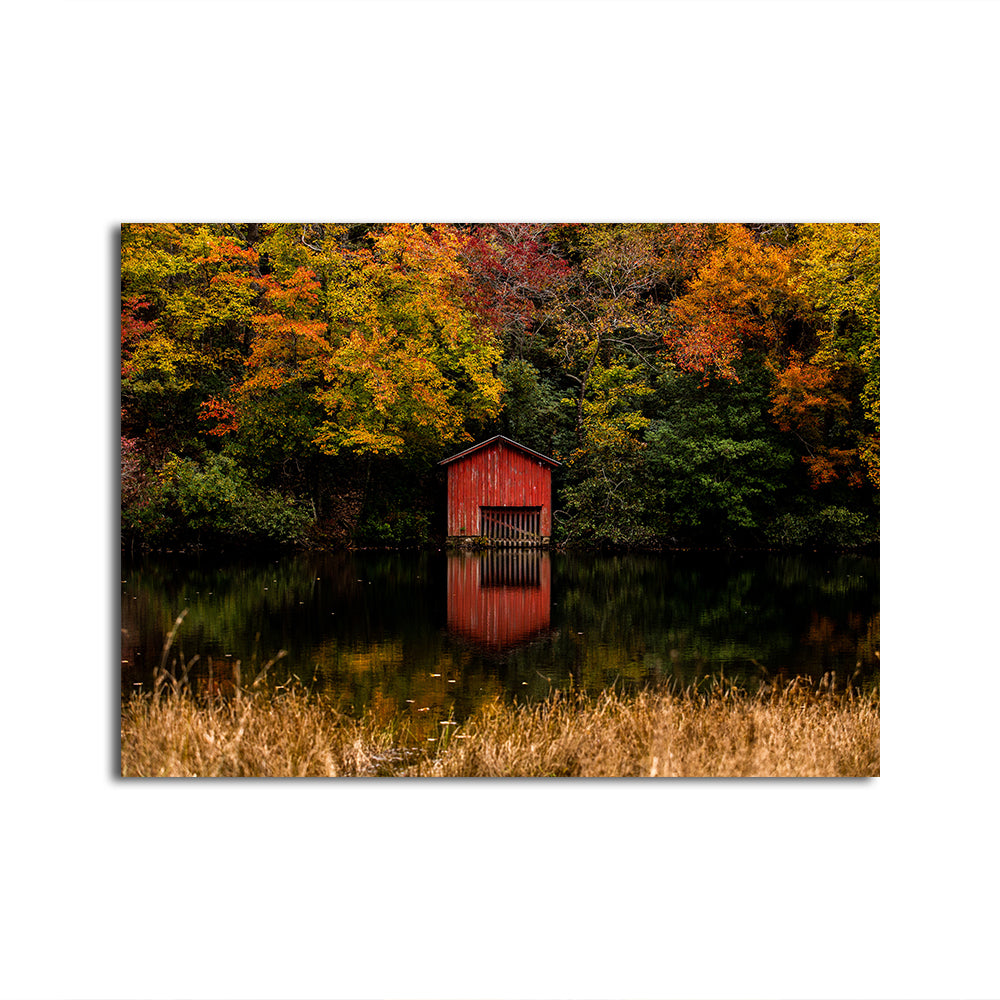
354, 509, 431, 546
123, 453, 312, 547
766, 505, 877, 548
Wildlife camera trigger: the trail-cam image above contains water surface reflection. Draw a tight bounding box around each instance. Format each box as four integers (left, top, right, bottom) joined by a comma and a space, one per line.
121, 549, 879, 726
447, 551, 552, 650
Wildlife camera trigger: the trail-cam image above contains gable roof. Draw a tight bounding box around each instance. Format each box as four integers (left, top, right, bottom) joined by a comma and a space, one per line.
438, 435, 560, 468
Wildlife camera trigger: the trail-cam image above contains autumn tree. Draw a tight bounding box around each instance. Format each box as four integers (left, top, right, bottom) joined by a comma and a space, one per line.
664, 223, 804, 380
309, 224, 505, 458
559, 359, 656, 546
454, 223, 572, 456
663, 223, 878, 496
121, 224, 318, 545
121, 222, 878, 551
190, 224, 509, 542
458, 223, 571, 357
793, 223, 880, 487
121, 224, 261, 452
543, 225, 715, 543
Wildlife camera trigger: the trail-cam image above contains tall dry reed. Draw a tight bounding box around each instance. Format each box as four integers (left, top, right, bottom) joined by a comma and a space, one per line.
122, 674, 878, 778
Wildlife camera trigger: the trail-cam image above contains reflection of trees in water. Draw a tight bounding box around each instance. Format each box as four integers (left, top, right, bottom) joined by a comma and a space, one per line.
121, 551, 444, 691
122, 551, 879, 718
550, 552, 879, 690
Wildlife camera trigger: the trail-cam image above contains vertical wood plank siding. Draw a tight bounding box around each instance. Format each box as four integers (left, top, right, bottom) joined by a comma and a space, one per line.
445, 440, 554, 539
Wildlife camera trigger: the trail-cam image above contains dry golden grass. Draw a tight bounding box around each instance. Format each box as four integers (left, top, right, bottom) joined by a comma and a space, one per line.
121, 675, 878, 778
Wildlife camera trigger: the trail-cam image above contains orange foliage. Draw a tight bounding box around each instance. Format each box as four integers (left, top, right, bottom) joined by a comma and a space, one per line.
249, 267, 328, 374
770, 352, 861, 488
666, 225, 799, 380
197, 396, 240, 436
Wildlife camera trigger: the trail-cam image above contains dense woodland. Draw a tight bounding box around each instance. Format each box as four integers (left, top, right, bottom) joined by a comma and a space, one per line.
120, 223, 879, 551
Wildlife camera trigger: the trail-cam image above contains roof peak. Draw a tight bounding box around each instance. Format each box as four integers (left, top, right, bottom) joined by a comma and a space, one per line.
438, 435, 560, 467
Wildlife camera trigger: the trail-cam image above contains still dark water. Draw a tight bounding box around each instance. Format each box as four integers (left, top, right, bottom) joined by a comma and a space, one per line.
121, 550, 879, 726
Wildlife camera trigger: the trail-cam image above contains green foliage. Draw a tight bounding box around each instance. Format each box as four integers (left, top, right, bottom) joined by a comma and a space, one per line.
349, 449, 441, 548
557, 476, 659, 549
765, 506, 878, 549
121, 223, 879, 552
219, 382, 322, 482
493, 357, 567, 454
354, 510, 432, 547
559, 359, 656, 548
123, 453, 312, 547
643, 361, 794, 544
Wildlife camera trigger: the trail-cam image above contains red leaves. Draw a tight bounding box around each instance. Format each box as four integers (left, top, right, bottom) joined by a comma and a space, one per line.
197, 396, 239, 436
121, 296, 155, 347
458, 224, 571, 340
120, 296, 156, 379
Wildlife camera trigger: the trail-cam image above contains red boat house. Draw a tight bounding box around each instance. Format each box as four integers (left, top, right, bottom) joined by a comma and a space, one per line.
439, 435, 559, 546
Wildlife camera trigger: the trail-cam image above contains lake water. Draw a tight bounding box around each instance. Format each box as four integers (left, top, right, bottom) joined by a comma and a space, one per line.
121, 549, 879, 730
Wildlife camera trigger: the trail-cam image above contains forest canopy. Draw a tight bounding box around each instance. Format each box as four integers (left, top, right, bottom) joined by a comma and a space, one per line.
120, 222, 879, 550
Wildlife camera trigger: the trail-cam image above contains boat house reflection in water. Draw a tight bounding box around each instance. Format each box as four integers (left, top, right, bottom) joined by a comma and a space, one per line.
447, 551, 552, 650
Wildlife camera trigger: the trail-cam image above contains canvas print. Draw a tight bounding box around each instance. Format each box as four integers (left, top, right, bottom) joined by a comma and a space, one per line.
120, 223, 879, 777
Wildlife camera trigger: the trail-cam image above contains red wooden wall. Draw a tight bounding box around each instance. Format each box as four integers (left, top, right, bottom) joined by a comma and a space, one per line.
443, 437, 555, 538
